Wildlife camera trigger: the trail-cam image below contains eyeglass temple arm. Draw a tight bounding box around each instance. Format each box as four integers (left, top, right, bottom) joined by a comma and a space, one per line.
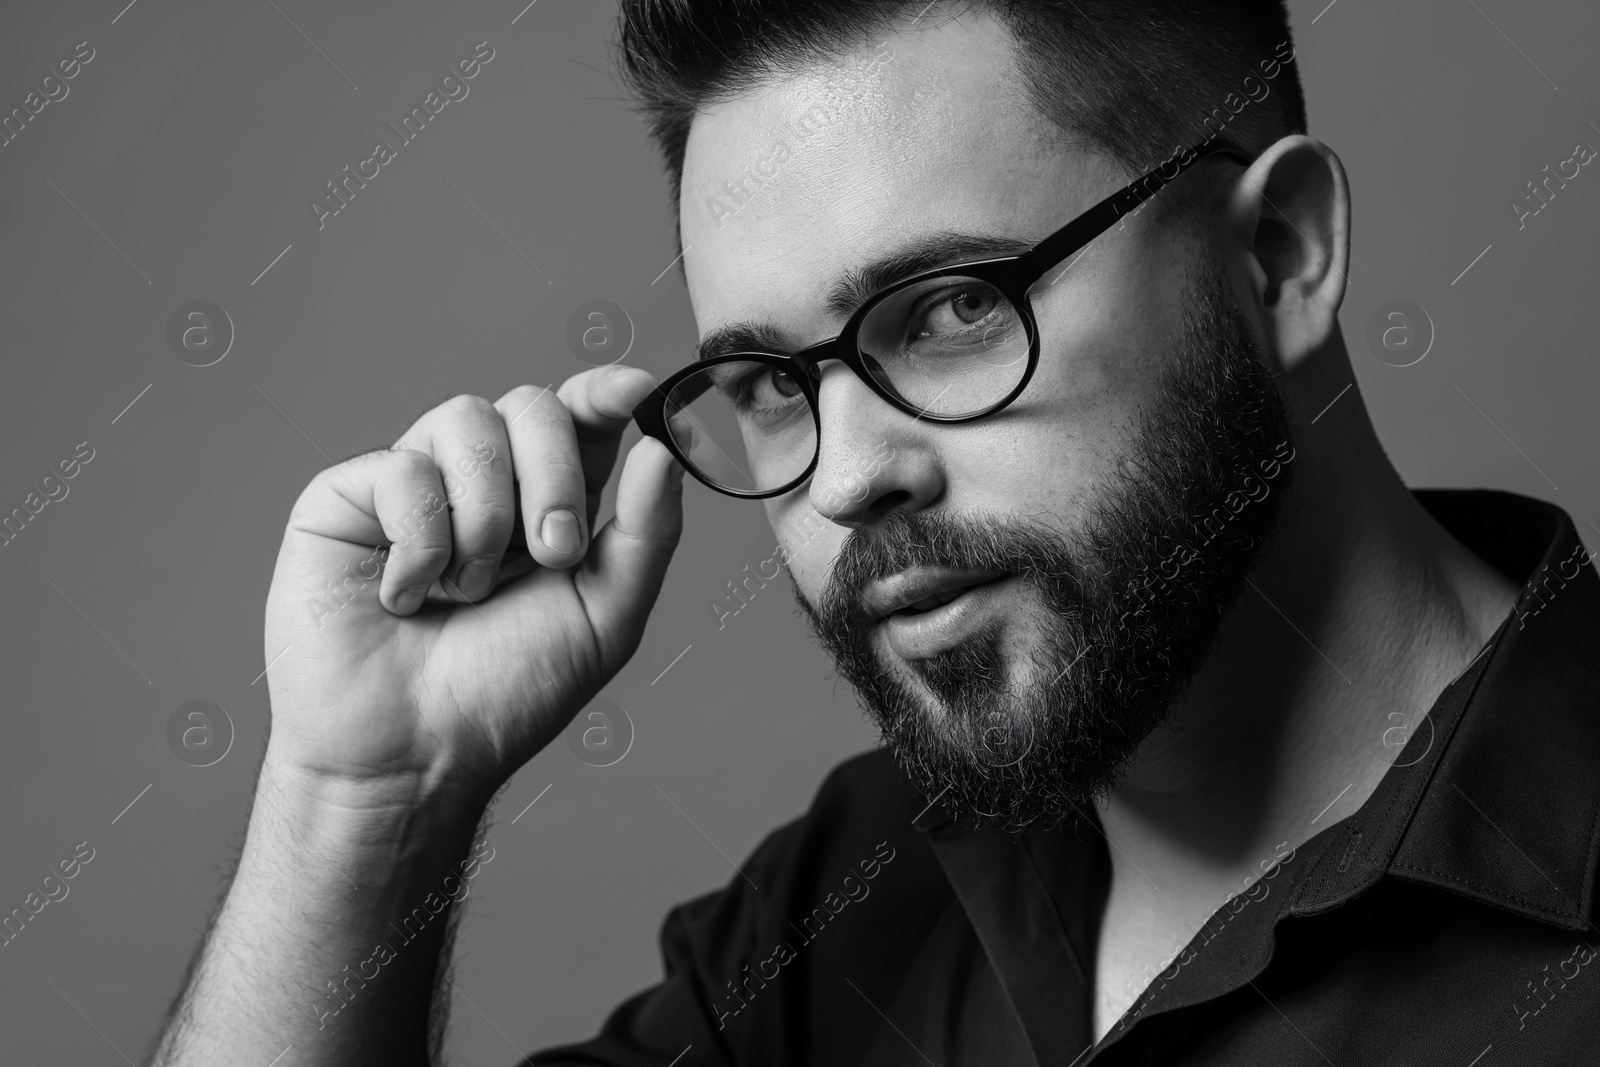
1019, 137, 1254, 280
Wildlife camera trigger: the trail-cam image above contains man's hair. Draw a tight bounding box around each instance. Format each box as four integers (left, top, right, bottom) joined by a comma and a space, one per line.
616, 0, 1307, 221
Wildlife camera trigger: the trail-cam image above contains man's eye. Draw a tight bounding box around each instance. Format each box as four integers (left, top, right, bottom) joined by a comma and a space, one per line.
765, 370, 802, 399
916, 286, 1001, 337
737, 368, 802, 410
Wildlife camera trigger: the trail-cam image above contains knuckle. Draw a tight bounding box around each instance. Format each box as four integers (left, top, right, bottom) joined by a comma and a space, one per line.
462, 497, 516, 531
402, 538, 453, 574
556, 371, 595, 405
596, 363, 650, 389
306, 463, 345, 496
390, 445, 438, 481
521, 406, 571, 437
290, 473, 339, 520
502, 383, 552, 409
301, 461, 363, 512
388, 484, 451, 543
439, 393, 496, 421
316, 447, 381, 488
530, 449, 583, 486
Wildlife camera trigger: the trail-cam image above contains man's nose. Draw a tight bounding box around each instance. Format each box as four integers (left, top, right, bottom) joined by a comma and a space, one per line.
807, 362, 943, 527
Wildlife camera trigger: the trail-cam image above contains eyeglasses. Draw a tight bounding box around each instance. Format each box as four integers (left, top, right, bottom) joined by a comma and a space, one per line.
632, 137, 1254, 498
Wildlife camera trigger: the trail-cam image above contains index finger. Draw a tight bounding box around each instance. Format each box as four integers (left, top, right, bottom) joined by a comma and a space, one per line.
501, 365, 659, 504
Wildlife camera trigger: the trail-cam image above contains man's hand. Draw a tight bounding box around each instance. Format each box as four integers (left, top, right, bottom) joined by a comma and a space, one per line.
262, 366, 683, 793
151, 367, 681, 1066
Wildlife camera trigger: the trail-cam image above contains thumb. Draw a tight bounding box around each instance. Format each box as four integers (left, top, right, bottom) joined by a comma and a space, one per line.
575, 435, 685, 664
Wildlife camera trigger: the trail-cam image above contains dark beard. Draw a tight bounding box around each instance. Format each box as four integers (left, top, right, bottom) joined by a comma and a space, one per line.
793, 256, 1295, 834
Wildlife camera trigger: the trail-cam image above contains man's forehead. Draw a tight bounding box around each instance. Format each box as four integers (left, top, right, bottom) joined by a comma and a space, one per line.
677, 9, 1102, 352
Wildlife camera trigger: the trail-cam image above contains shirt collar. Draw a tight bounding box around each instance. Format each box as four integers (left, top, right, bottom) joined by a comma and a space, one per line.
1291, 489, 1600, 933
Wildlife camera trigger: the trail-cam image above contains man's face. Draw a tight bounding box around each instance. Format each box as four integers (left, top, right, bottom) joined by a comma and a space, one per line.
678, 11, 1292, 830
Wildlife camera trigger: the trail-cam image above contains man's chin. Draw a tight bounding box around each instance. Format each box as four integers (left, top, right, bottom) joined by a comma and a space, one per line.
858, 648, 1099, 831
877, 719, 1102, 835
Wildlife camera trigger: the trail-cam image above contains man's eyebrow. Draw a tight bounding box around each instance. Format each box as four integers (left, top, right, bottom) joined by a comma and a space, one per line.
694, 230, 1031, 361
695, 321, 791, 362
826, 230, 1031, 318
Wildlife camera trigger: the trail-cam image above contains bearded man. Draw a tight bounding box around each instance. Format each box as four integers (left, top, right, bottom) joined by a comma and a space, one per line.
151, 2, 1599, 1064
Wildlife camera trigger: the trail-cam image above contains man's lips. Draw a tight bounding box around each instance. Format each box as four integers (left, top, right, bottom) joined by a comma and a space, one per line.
861, 567, 1011, 619
860, 567, 1013, 660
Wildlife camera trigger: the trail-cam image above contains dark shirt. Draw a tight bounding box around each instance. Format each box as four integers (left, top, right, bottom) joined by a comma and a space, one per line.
525, 490, 1600, 1066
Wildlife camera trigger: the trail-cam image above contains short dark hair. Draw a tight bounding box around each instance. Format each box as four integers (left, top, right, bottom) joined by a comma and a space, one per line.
616, 0, 1306, 230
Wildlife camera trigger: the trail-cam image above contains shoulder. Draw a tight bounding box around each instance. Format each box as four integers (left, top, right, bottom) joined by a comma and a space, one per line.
665, 748, 954, 1060
531, 750, 956, 1065
739, 747, 933, 899
671, 747, 935, 931
657, 747, 950, 973
788, 746, 928, 840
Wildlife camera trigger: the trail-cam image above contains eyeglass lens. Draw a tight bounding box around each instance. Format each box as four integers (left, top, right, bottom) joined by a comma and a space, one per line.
665, 274, 1031, 494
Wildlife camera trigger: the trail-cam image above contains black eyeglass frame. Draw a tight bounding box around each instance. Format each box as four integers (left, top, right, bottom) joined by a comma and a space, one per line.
632, 137, 1255, 499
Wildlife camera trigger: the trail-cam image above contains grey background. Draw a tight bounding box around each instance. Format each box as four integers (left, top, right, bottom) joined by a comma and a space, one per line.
0, 0, 1594, 1063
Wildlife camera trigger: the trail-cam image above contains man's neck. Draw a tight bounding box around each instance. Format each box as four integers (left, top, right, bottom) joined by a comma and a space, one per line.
1091, 350, 1519, 1033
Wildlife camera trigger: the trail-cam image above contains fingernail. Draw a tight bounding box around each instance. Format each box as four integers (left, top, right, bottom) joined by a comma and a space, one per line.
395, 586, 429, 614
458, 556, 497, 600
541, 508, 581, 554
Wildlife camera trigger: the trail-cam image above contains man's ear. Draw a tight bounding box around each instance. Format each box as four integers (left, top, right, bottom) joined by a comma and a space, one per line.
1225, 135, 1350, 375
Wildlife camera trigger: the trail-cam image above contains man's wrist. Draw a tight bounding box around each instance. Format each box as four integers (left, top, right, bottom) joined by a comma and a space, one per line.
252, 745, 495, 880
150, 744, 497, 1063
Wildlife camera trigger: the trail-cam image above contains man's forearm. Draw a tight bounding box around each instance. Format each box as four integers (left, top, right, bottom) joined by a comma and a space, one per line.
150, 752, 496, 1067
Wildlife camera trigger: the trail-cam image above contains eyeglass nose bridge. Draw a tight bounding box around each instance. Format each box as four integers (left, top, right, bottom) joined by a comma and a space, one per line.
784, 334, 913, 416
785, 336, 848, 387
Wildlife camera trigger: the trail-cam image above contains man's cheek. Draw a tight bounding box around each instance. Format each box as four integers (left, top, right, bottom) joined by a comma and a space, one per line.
776, 537, 837, 609
784, 557, 827, 610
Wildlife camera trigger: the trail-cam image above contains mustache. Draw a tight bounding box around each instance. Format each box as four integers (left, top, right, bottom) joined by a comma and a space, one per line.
814, 509, 1085, 624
